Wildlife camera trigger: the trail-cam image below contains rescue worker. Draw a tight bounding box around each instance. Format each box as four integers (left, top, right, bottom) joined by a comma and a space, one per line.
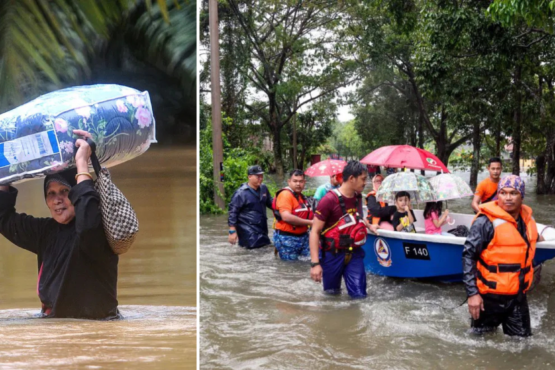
272, 169, 313, 260
309, 160, 378, 298
463, 175, 544, 337
228, 165, 273, 249
471, 157, 502, 213
313, 172, 342, 202
366, 174, 395, 230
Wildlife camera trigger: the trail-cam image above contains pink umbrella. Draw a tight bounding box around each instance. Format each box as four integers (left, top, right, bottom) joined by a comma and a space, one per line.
360, 145, 449, 173
304, 159, 347, 177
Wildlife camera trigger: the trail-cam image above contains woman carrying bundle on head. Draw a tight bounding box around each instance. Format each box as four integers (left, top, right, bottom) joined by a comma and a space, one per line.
0, 130, 120, 320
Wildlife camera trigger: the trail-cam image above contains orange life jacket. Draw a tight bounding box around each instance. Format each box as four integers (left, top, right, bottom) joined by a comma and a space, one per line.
474, 201, 537, 296
321, 189, 367, 251
366, 190, 385, 225
272, 187, 313, 234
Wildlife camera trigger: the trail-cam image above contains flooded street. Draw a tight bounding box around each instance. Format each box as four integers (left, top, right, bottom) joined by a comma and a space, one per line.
200, 170, 555, 369
0, 146, 196, 369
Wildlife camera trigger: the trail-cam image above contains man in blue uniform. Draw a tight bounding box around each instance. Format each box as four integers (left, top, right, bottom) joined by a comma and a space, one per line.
228, 165, 273, 249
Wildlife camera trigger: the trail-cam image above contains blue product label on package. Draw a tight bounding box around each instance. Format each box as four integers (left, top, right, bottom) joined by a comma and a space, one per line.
0, 130, 60, 168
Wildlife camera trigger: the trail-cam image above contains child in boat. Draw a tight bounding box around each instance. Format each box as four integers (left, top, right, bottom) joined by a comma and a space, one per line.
392, 191, 417, 233
424, 201, 450, 236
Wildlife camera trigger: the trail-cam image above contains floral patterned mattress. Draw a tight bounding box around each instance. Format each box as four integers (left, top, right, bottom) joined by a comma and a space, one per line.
0, 84, 155, 184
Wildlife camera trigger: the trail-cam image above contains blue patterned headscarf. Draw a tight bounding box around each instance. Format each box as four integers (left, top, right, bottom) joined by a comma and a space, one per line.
498, 175, 525, 199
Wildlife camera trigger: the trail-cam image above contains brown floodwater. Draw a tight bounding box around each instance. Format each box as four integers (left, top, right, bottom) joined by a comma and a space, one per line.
0, 146, 196, 369
200, 170, 555, 369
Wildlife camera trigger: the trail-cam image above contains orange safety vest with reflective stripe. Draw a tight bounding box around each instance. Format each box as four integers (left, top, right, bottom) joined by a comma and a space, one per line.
366, 191, 385, 225
272, 187, 313, 234
474, 201, 537, 296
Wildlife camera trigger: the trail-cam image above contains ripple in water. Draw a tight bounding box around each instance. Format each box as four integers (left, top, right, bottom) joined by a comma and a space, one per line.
201, 212, 555, 370
0, 305, 196, 370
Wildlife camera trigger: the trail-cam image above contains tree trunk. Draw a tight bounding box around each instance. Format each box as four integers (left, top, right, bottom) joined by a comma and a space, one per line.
272, 127, 284, 178
418, 113, 424, 149
545, 132, 555, 193
512, 65, 522, 175
435, 108, 451, 166
436, 137, 449, 168
268, 92, 285, 178
299, 145, 306, 170
292, 104, 297, 169
418, 114, 425, 175
495, 120, 501, 158
536, 76, 546, 194
470, 120, 481, 187
537, 154, 546, 194
409, 123, 417, 147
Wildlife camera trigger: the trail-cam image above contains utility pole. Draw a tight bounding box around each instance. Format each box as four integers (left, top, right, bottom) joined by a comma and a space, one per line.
209, 0, 225, 209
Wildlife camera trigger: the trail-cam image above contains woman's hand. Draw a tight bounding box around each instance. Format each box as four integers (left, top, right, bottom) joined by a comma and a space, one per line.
73, 130, 93, 171
73, 130, 94, 182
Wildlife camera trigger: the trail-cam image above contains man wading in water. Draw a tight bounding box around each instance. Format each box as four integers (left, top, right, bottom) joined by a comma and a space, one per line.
228, 165, 273, 249
0, 130, 119, 319
309, 160, 378, 298
463, 175, 544, 336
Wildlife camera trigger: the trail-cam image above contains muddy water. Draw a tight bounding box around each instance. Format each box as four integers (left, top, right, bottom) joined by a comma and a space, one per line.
200, 170, 555, 369
0, 146, 196, 369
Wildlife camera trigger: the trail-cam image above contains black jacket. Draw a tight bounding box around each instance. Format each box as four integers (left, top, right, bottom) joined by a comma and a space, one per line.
228, 183, 273, 248
0, 180, 119, 319
366, 194, 396, 223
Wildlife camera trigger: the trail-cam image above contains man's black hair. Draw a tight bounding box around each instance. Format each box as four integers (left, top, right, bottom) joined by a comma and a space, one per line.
289, 169, 305, 178
342, 160, 367, 180
488, 157, 502, 166
395, 191, 411, 201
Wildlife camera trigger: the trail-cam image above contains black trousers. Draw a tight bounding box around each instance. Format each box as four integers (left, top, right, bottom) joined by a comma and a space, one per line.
471, 294, 532, 337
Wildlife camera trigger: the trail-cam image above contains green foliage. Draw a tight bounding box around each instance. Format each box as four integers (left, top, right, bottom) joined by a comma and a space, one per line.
303, 188, 316, 197
448, 147, 476, 172
488, 0, 555, 31
130, 0, 197, 88
354, 81, 419, 149
0, 0, 195, 112
204, 0, 555, 193
209, 0, 359, 176
330, 120, 367, 160
200, 115, 278, 214
282, 100, 335, 169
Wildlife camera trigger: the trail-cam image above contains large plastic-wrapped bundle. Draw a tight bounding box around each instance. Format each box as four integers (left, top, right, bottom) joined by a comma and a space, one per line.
0, 84, 156, 184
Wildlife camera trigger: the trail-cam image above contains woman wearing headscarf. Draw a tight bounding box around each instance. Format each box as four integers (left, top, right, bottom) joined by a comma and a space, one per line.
0, 129, 119, 319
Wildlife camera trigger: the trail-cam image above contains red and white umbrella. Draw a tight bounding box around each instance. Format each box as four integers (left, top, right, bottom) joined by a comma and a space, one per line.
360, 145, 449, 173
304, 159, 347, 177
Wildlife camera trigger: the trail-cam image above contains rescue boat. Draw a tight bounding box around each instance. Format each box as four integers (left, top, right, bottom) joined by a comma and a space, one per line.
362, 209, 555, 281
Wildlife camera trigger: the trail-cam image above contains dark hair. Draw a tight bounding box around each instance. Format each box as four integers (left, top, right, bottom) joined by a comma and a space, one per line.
424, 201, 443, 219
288, 169, 305, 178
395, 191, 410, 201
342, 160, 367, 180
488, 157, 502, 166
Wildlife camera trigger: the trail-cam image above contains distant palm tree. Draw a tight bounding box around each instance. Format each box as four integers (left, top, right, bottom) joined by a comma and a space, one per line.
0, 0, 195, 112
